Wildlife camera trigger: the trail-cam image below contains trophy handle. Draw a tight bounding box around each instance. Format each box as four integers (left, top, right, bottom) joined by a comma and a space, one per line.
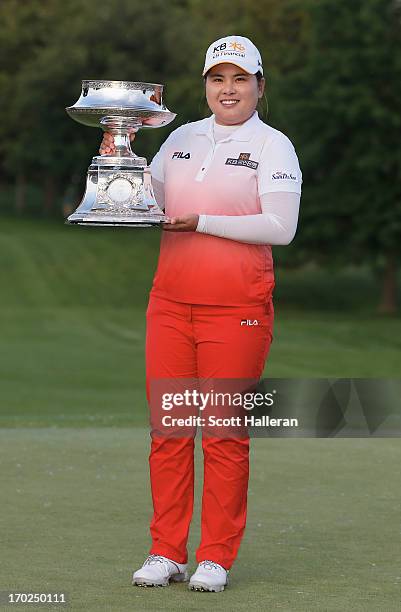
100, 116, 141, 158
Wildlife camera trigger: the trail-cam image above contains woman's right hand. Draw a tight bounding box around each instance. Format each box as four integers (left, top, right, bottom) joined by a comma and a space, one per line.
99, 129, 136, 155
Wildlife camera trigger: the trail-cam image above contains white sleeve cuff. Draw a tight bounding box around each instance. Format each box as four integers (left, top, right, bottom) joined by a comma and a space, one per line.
194, 192, 300, 245
196, 214, 208, 233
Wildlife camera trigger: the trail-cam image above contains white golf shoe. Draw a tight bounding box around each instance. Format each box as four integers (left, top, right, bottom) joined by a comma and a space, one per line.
132, 554, 189, 587
189, 560, 229, 592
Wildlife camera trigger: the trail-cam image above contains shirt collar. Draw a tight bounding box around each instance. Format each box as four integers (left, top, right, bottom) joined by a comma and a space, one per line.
194, 111, 261, 142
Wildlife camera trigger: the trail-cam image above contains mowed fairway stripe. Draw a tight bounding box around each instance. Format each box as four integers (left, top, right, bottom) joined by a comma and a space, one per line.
0, 307, 400, 428
0, 428, 400, 611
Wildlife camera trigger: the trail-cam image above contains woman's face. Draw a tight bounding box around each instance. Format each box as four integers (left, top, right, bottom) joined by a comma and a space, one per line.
205, 63, 265, 126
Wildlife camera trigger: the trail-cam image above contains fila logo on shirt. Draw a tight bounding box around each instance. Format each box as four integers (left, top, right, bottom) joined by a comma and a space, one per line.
226, 153, 259, 170
241, 319, 260, 326
172, 151, 191, 159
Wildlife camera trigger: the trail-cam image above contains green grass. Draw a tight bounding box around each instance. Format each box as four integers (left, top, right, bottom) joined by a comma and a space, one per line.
0, 214, 400, 426
1, 215, 400, 312
0, 307, 400, 427
1, 429, 400, 611
1, 217, 400, 610
0, 216, 161, 310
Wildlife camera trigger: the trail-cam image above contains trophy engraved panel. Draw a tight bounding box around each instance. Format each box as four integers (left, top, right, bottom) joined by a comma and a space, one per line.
65, 80, 176, 227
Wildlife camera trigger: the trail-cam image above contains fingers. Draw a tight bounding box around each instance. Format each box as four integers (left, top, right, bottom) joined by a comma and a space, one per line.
99, 130, 137, 153
162, 224, 181, 231
103, 132, 114, 144
162, 219, 176, 230
99, 132, 116, 155
99, 144, 115, 154
163, 217, 180, 228
162, 215, 198, 232
162, 218, 188, 231
129, 128, 138, 141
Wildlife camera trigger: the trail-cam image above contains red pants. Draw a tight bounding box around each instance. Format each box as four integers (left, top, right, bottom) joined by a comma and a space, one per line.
145, 293, 274, 570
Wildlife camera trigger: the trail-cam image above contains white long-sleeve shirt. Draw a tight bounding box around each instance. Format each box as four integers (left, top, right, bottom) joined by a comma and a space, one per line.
148, 112, 302, 304
153, 177, 299, 245
151, 119, 300, 246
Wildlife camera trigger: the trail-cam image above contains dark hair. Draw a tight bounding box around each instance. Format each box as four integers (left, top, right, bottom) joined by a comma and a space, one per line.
203, 68, 264, 82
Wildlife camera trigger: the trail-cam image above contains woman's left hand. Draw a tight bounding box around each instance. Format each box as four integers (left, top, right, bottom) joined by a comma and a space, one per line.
162, 214, 199, 232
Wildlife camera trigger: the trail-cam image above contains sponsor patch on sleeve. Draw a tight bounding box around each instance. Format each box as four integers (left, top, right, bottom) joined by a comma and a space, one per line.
271, 170, 298, 181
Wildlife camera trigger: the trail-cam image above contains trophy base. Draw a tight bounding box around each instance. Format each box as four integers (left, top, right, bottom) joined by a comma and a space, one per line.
74, 223, 155, 227
67, 160, 167, 228
66, 215, 166, 227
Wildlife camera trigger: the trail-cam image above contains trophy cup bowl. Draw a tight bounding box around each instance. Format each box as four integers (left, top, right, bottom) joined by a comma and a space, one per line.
65, 80, 176, 227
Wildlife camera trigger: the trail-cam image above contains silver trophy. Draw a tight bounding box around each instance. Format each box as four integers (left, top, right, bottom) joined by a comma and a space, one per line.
65, 80, 176, 226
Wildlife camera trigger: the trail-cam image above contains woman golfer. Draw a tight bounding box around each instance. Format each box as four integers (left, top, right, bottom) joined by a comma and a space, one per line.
100, 35, 302, 592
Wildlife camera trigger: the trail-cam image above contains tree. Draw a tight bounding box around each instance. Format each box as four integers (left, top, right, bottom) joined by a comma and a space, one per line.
0, 0, 179, 213
281, 0, 401, 313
